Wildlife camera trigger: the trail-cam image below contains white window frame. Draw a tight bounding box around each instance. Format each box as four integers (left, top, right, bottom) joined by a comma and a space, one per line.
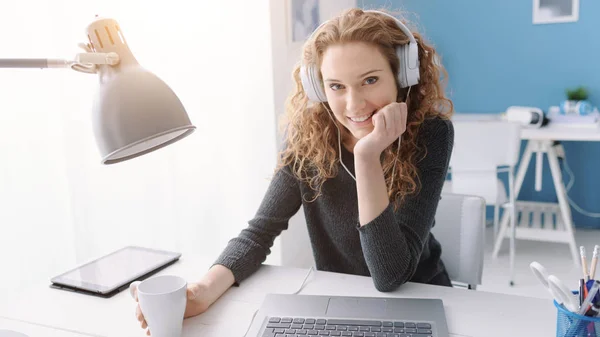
533, 0, 579, 24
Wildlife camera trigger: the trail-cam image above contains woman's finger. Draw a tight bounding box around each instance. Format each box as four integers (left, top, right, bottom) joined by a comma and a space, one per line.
393, 103, 402, 136
136, 304, 144, 322
384, 106, 395, 135
372, 110, 386, 133
399, 102, 407, 134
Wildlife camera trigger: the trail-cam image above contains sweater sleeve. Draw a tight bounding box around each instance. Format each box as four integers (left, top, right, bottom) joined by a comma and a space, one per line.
212, 165, 302, 284
357, 118, 454, 292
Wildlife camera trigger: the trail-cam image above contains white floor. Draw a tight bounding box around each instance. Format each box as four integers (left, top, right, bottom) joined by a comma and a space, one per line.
478, 226, 600, 301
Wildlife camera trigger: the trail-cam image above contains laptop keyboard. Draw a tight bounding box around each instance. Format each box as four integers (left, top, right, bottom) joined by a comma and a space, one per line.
262, 316, 434, 337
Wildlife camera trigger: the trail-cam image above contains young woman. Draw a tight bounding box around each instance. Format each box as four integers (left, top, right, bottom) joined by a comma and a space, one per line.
134, 8, 454, 333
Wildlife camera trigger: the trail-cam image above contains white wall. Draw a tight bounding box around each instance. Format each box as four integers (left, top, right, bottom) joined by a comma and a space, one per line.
0, 0, 362, 295
268, 0, 357, 268
0, 0, 277, 293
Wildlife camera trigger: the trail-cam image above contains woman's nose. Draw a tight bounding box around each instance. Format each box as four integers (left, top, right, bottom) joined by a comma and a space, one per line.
346, 89, 366, 113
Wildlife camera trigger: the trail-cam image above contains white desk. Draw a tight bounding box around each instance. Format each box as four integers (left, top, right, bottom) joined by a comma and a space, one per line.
452, 114, 600, 272
520, 123, 600, 141
0, 317, 89, 337
0, 254, 557, 337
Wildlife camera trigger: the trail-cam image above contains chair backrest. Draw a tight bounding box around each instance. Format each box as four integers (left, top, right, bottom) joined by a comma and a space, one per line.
431, 193, 486, 289
450, 120, 522, 171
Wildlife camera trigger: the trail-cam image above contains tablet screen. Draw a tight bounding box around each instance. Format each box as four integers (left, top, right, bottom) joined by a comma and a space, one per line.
51, 246, 181, 294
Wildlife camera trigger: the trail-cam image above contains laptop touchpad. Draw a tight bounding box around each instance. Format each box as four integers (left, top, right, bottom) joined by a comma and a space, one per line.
326, 297, 387, 317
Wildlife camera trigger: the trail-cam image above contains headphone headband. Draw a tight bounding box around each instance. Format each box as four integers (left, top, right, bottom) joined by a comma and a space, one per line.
303, 10, 416, 47
365, 10, 417, 45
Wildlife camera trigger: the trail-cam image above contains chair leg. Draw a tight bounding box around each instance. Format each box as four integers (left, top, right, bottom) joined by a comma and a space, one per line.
493, 203, 500, 243
493, 141, 533, 259
508, 167, 517, 287
492, 209, 509, 259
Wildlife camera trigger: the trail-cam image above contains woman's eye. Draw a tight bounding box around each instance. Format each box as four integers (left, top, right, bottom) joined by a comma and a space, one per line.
329, 83, 343, 91
364, 77, 378, 85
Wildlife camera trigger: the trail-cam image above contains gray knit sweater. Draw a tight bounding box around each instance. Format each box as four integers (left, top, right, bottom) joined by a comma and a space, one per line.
214, 117, 454, 291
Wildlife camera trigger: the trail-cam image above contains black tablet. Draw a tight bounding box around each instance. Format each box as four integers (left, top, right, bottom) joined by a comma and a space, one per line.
50, 246, 181, 298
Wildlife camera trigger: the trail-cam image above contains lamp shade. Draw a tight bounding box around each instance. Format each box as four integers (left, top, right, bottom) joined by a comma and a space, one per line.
93, 67, 195, 164
87, 17, 195, 164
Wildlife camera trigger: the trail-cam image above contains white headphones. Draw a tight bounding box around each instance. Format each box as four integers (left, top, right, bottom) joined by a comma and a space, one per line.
299, 10, 420, 103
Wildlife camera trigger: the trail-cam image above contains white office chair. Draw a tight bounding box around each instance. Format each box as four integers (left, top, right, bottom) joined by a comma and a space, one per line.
444, 120, 521, 239
432, 193, 486, 289
442, 179, 507, 236
443, 120, 521, 285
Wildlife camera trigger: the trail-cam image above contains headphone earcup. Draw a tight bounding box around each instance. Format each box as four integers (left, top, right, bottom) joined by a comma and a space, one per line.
300, 64, 327, 102
396, 46, 408, 88
396, 44, 420, 88
405, 43, 420, 87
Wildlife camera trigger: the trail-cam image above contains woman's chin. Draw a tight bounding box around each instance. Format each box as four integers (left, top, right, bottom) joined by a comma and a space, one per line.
350, 127, 374, 140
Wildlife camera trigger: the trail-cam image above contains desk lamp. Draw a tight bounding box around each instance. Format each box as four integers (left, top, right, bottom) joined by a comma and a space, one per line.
0, 16, 196, 164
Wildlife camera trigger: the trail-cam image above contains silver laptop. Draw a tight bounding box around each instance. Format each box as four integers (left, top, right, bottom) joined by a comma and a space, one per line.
252, 294, 449, 337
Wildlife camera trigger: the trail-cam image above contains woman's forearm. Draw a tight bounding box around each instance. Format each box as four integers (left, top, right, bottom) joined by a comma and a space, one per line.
200, 264, 236, 305
355, 154, 390, 226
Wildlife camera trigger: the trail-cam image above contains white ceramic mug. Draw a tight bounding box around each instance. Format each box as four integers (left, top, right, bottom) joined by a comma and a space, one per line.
129, 275, 187, 337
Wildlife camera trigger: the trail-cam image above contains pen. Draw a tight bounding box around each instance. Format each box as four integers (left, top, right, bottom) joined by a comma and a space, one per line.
578, 280, 600, 315
591, 245, 600, 280
585, 301, 599, 336
566, 281, 600, 337
580, 279, 585, 306
581, 246, 590, 281
585, 300, 600, 317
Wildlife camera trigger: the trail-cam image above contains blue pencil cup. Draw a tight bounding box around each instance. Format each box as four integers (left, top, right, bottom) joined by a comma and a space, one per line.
555, 298, 600, 337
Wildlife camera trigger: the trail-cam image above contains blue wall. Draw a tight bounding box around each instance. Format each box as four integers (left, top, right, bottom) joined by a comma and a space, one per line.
361, 0, 600, 228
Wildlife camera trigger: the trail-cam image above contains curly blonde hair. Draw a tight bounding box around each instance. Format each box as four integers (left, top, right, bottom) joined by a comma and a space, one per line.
278, 8, 453, 205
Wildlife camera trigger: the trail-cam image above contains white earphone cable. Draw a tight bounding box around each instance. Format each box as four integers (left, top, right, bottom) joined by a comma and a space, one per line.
242, 266, 314, 337
561, 150, 600, 218
322, 102, 357, 181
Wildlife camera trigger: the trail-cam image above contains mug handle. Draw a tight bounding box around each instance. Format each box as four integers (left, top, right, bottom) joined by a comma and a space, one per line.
129, 281, 142, 300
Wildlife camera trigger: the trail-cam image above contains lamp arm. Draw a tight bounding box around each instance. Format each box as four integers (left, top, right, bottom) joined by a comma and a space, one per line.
0, 52, 119, 74
0, 58, 72, 68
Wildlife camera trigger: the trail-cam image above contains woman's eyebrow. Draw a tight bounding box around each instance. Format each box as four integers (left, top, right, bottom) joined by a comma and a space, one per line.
323, 69, 382, 82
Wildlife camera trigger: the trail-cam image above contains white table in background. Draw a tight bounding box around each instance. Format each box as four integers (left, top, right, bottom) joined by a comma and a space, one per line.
0, 254, 557, 337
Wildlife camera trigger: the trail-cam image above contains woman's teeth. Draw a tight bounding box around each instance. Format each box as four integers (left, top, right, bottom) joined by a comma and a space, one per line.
349, 112, 373, 122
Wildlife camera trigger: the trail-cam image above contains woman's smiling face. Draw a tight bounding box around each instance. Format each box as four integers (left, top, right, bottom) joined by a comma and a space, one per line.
320, 41, 398, 144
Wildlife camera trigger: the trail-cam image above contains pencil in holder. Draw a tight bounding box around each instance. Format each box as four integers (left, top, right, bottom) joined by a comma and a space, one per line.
555, 298, 600, 337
